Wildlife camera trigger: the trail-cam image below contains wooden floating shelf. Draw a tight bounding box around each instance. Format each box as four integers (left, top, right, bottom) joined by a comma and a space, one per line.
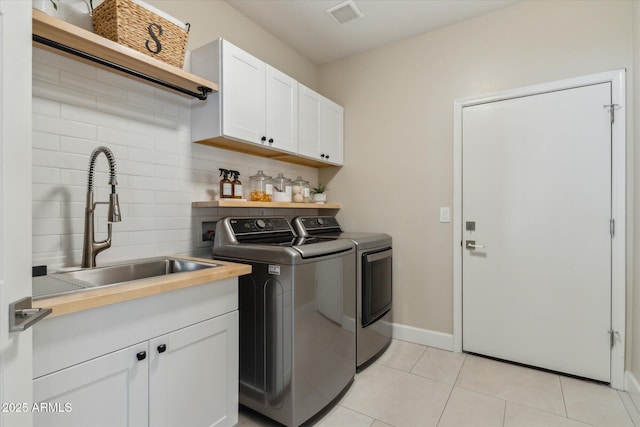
192, 200, 341, 209
32, 9, 218, 100
194, 137, 341, 169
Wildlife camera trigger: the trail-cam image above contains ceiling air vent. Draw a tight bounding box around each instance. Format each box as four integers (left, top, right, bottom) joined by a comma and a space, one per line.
326, 0, 363, 25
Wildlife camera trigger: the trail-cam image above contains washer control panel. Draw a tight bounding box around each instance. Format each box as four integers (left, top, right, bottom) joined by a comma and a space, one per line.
295, 216, 342, 234
230, 217, 293, 235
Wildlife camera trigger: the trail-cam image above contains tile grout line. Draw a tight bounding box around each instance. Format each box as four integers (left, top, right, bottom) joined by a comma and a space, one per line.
501, 398, 507, 427
618, 390, 640, 427
407, 344, 428, 373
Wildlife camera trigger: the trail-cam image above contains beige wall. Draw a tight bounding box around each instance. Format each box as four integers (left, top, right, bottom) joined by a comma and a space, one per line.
318, 1, 634, 335
147, 0, 318, 89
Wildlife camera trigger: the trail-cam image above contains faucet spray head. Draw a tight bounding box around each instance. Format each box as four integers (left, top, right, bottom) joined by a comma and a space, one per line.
108, 193, 121, 223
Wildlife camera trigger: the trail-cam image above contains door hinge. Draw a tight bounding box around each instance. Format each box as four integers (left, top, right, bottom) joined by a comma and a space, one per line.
609, 329, 620, 348
610, 218, 615, 237
603, 104, 620, 124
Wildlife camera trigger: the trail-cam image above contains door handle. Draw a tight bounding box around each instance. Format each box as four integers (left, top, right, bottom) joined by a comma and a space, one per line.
465, 240, 486, 250
9, 297, 52, 332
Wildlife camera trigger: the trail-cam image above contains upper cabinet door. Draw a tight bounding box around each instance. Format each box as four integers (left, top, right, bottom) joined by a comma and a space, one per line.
321, 98, 344, 165
298, 84, 344, 166
266, 66, 298, 154
221, 41, 266, 144
298, 84, 323, 159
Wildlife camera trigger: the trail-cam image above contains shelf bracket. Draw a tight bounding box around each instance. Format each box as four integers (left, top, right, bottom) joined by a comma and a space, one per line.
33, 34, 213, 100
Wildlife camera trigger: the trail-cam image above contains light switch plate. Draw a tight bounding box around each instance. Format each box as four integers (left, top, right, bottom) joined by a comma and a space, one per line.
440, 207, 451, 223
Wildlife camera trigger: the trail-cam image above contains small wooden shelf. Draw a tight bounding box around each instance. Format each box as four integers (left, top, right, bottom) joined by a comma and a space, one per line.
194, 136, 341, 169
192, 200, 341, 209
32, 9, 218, 99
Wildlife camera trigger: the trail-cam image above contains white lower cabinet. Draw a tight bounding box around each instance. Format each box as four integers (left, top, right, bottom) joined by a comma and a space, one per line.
33, 278, 240, 427
33, 342, 149, 427
149, 313, 239, 427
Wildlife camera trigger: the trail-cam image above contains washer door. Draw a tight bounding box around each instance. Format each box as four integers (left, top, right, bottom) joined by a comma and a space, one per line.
362, 248, 392, 327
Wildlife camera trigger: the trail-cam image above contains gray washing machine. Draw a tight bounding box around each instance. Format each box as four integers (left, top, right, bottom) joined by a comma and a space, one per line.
213, 217, 356, 426
293, 216, 392, 371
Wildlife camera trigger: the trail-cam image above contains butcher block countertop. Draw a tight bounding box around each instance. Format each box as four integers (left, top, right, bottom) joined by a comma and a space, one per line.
33, 256, 251, 319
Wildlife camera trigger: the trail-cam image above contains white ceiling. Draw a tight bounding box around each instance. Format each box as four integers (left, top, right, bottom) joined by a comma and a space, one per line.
225, 0, 522, 65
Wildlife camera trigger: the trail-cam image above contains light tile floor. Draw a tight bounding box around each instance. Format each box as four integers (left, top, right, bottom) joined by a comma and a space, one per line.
237, 339, 640, 427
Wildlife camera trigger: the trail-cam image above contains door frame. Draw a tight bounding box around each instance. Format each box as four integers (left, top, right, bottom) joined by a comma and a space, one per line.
452, 70, 626, 389
0, 1, 34, 426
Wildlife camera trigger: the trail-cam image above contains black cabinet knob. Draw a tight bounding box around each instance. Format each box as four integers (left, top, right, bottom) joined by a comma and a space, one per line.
321, 154, 325, 158
136, 351, 147, 361
157, 344, 167, 354
268, 138, 274, 144
326, 155, 330, 159
261, 136, 267, 142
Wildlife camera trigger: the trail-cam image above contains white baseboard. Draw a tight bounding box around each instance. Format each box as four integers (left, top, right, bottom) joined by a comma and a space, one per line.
626, 370, 640, 402
392, 323, 454, 351
626, 370, 640, 393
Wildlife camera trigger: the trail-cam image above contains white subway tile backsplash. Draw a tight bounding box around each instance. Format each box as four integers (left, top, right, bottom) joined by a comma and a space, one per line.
33, 235, 62, 254
33, 182, 85, 202
32, 166, 61, 184
34, 49, 97, 79
33, 97, 61, 117
32, 52, 318, 270
32, 62, 60, 85
118, 189, 156, 204
117, 159, 155, 178
33, 79, 98, 110
32, 131, 61, 151
33, 114, 96, 140
32, 200, 61, 219
97, 97, 157, 126
96, 68, 155, 97
61, 70, 128, 102
97, 126, 154, 149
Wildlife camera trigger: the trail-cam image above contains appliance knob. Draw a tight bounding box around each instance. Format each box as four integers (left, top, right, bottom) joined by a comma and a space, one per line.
317, 218, 324, 226
255, 219, 266, 229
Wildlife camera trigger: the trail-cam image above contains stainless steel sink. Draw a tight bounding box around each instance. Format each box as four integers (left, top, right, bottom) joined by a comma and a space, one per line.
33, 257, 221, 299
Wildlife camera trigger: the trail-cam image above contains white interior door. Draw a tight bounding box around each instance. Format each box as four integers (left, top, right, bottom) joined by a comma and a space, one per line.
462, 83, 612, 382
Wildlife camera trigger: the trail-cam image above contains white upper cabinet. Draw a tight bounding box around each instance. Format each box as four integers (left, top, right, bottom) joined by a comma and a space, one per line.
191, 39, 343, 168
266, 66, 299, 153
221, 41, 266, 144
298, 84, 344, 166
192, 39, 298, 154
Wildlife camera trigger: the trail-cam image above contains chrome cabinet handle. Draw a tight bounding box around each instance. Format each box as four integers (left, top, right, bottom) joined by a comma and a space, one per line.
465, 240, 485, 250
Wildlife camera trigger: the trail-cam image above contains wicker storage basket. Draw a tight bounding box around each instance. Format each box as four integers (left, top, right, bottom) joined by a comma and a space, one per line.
92, 0, 189, 68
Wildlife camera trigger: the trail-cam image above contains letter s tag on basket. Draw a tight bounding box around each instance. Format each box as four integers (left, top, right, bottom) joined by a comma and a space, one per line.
146, 23, 163, 54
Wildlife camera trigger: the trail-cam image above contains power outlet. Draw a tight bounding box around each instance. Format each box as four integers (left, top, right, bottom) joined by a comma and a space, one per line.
194, 217, 218, 248
201, 221, 217, 243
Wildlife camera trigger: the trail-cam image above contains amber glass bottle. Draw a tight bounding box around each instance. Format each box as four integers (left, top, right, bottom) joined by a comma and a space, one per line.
219, 168, 233, 199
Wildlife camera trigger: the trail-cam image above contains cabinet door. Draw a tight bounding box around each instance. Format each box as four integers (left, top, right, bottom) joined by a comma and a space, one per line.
266, 66, 298, 153
298, 84, 323, 159
321, 98, 344, 166
33, 342, 149, 427
221, 40, 266, 144
149, 311, 239, 427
